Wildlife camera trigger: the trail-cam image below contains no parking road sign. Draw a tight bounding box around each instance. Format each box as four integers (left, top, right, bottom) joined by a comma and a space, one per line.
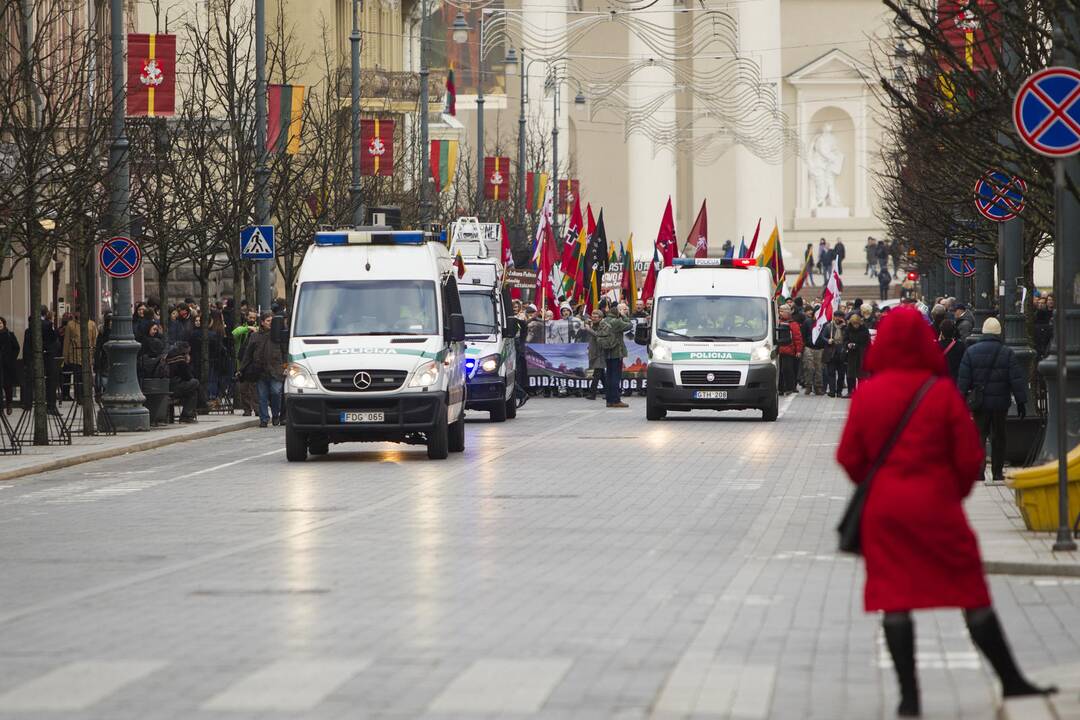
946, 244, 976, 278
1013, 66, 1080, 158
974, 170, 1026, 222
98, 236, 142, 279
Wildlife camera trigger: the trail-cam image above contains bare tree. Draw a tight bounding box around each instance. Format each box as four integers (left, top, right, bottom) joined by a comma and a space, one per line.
0, 0, 113, 443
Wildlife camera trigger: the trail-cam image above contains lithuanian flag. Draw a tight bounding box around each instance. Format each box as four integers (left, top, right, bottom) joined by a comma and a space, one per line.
526, 172, 548, 212
430, 140, 458, 193
267, 84, 305, 154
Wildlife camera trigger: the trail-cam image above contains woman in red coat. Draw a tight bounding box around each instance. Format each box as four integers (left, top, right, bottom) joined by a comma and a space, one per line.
837, 307, 1053, 717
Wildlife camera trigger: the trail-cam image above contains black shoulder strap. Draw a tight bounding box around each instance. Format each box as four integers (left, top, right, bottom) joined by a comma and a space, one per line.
863, 376, 937, 485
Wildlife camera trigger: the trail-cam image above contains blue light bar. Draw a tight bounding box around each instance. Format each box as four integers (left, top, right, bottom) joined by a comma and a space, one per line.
314, 230, 432, 246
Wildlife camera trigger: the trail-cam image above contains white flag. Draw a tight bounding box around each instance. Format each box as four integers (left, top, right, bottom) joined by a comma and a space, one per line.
811, 268, 843, 344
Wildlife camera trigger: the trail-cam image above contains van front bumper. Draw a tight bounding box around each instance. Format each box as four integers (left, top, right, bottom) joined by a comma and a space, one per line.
286, 392, 445, 442
647, 363, 777, 410
465, 374, 506, 409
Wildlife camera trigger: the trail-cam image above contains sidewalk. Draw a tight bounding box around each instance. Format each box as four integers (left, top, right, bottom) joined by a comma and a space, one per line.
967, 482, 1080, 720
0, 414, 259, 482
969, 481, 1080, 577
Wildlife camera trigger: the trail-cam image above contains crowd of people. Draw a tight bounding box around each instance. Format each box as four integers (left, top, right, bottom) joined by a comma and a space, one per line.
0, 296, 288, 429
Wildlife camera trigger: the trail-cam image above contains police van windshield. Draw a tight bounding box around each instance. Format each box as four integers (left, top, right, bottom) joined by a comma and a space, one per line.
655, 295, 769, 341
294, 280, 438, 336
460, 293, 497, 335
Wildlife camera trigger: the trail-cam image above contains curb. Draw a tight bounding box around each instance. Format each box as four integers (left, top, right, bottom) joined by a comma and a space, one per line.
984, 560, 1080, 578
0, 419, 261, 483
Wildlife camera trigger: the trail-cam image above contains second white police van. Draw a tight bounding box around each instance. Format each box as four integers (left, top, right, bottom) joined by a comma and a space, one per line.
283, 229, 468, 461
635, 257, 792, 421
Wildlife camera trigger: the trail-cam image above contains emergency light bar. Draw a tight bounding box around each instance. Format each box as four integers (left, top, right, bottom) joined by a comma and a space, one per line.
314, 230, 439, 246
672, 257, 757, 268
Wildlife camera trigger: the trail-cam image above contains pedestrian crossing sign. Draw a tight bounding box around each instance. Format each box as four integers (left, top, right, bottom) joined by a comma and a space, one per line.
240, 225, 275, 259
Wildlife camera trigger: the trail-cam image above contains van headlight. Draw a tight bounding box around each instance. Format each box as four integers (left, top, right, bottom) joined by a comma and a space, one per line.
287, 363, 317, 389
409, 360, 442, 387
751, 346, 773, 362
478, 354, 500, 374
651, 344, 672, 362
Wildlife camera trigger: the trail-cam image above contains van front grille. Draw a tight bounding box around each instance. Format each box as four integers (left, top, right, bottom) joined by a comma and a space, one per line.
318, 369, 407, 392
680, 370, 741, 386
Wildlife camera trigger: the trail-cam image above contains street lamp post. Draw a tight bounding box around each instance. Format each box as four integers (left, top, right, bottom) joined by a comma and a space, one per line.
513, 49, 526, 235
350, 0, 363, 225
551, 74, 559, 242
100, 0, 148, 431
418, 0, 433, 224
254, 0, 271, 311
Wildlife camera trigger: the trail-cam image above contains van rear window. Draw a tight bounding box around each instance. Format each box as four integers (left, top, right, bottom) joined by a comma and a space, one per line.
294, 280, 438, 336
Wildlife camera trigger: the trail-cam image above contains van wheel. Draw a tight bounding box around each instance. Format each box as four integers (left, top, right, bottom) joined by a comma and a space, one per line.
309, 436, 329, 456
489, 398, 507, 423
761, 393, 779, 422
505, 393, 517, 419
427, 412, 449, 459
449, 413, 465, 452
285, 422, 307, 462
646, 394, 666, 421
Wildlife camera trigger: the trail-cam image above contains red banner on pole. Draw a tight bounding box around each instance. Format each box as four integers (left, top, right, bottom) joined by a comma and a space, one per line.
557, 179, 580, 216
126, 34, 176, 117
484, 156, 510, 201
936, 0, 1000, 71
360, 119, 395, 176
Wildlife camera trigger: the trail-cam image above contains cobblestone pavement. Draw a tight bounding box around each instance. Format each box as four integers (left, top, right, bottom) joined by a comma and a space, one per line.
0, 396, 1077, 719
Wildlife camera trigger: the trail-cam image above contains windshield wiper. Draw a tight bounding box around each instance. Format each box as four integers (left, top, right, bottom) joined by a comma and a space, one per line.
657, 328, 692, 339
696, 335, 749, 342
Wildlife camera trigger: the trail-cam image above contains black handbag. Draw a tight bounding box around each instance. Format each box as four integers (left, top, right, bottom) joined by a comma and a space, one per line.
837, 376, 937, 555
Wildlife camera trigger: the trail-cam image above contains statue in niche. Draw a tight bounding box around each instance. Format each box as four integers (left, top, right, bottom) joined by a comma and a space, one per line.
807, 123, 844, 208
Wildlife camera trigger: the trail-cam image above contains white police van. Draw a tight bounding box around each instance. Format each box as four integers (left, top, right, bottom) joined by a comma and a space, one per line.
451, 221, 518, 422
635, 258, 791, 421
283, 229, 467, 460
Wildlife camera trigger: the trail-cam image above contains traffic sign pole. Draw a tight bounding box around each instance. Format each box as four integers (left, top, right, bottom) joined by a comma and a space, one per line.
101, 0, 148, 432
1022, 25, 1080, 551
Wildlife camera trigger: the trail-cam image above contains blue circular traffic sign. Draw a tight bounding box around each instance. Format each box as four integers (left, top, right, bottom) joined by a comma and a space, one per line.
974, 170, 1026, 222
947, 255, 976, 278
99, 236, 142, 279
1013, 66, 1080, 158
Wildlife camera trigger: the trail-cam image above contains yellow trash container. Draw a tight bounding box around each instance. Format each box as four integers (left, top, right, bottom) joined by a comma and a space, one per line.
1005, 445, 1080, 531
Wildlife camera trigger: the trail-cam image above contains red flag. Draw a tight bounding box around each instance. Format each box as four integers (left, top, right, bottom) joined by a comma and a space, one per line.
484, 156, 510, 200
360, 119, 394, 176
640, 198, 677, 305
681, 200, 708, 258
535, 220, 559, 316
586, 204, 597, 237
745, 218, 762, 259
559, 197, 584, 286
126, 34, 176, 117
445, 65, 457, 115
558, 179, 580, 216
500, 218, 520, 299
936, 0, 1000, 71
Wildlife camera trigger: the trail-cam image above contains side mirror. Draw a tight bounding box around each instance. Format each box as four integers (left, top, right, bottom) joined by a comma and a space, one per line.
270, 315, 290, 345
775, 323, 792, 347
448, 313, 466, 343
634, 322, 650, 346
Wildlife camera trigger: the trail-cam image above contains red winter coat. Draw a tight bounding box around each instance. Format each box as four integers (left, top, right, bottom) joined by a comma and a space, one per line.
778, 320, 804, 357
836, 307, 990, 613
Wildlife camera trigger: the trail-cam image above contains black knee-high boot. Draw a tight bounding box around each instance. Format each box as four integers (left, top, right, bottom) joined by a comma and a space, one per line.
883, 613, 920, 717
964, 607, 1057, 698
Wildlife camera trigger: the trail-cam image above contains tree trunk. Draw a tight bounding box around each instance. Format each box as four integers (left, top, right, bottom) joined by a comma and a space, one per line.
28, 248, 48, 445
157, 267, 170, 341
77, 241, 96, 435
199, 277, 211, 411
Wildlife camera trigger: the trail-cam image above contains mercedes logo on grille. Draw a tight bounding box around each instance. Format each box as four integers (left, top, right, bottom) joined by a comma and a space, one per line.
706, 372, 715, 383
352, 371, 372, 390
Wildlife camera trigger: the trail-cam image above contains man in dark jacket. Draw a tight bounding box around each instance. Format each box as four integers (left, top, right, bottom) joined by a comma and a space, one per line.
165, 340, 199, 423
597, 300, 631, 408
953, 303, 976, 341
957, 317, 1027, 482
843, 313, 870, 395
801, 305, 827, 395
238, 312, 285, 427
834, 237, 846, 275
